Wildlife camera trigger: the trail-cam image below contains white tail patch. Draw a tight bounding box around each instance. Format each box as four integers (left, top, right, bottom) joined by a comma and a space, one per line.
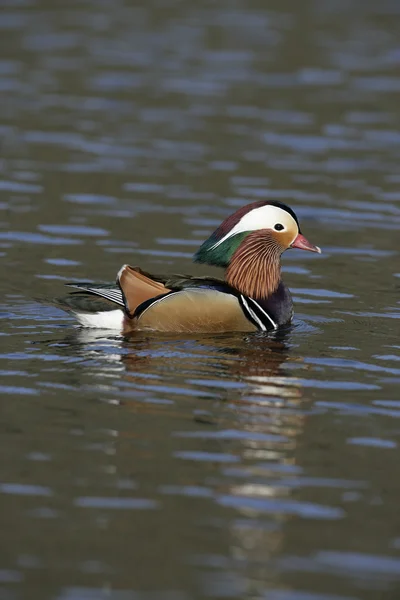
74, 310, 124, 329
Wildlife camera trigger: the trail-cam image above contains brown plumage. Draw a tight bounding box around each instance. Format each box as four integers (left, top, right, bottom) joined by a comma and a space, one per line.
122, 288, 256, 334
225, 231, 283, 300
118, 266, 170, 318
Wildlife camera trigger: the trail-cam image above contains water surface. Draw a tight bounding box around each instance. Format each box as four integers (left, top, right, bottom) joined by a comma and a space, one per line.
1, 1, 400, 599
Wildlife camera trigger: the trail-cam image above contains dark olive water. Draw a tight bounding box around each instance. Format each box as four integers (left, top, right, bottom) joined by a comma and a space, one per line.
1, 1, 400, 599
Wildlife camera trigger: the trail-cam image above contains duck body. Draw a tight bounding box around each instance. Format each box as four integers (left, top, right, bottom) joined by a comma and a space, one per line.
60, 270, 294, 333
58, 201, 320, 334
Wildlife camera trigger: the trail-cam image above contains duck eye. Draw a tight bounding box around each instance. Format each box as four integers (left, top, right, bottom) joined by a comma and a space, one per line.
274, 223, 284, 231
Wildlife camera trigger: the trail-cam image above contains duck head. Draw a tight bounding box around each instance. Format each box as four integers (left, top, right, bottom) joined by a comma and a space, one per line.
194, 201, 320, 300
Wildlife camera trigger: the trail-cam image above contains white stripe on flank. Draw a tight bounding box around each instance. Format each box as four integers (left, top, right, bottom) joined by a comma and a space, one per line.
75, 310, 124, 329
247, 297, 277, 330
136, 291, 179, 320
240, 295, 266, 331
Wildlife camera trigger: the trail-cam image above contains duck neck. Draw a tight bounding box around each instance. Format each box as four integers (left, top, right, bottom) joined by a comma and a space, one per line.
225, 231, 282, 300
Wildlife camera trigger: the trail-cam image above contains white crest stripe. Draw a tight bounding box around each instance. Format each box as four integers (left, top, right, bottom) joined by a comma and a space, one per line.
210, 205, 298, 250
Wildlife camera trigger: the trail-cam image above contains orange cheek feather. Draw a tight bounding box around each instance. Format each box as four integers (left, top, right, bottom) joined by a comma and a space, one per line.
270, 228, 297, 249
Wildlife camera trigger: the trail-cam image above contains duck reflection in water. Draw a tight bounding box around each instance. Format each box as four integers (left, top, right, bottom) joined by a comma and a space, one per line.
121, 329, 301, 403
62, 327, 310, 592
67, 326, 304, 439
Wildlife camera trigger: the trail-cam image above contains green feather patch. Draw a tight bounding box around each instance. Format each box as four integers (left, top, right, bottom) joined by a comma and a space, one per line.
194, 232, 249, 268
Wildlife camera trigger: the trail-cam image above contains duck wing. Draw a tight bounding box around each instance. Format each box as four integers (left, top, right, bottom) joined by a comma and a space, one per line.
65, 282, 125, 307
118, 265, 255, 333
62, 266, 173, 315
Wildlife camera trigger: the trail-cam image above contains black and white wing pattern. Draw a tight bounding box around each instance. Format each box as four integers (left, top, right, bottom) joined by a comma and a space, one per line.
65, 283, 124, 307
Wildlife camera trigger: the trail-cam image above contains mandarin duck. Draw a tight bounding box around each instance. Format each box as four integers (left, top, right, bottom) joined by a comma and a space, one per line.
59, 201, 320, 333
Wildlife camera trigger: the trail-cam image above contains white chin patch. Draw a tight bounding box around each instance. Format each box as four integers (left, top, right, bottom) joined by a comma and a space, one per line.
75, 310, 124, 329
211, 204, 297, 249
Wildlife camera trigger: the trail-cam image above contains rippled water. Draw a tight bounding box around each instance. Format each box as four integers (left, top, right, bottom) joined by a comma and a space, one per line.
1, 1, 400, 599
